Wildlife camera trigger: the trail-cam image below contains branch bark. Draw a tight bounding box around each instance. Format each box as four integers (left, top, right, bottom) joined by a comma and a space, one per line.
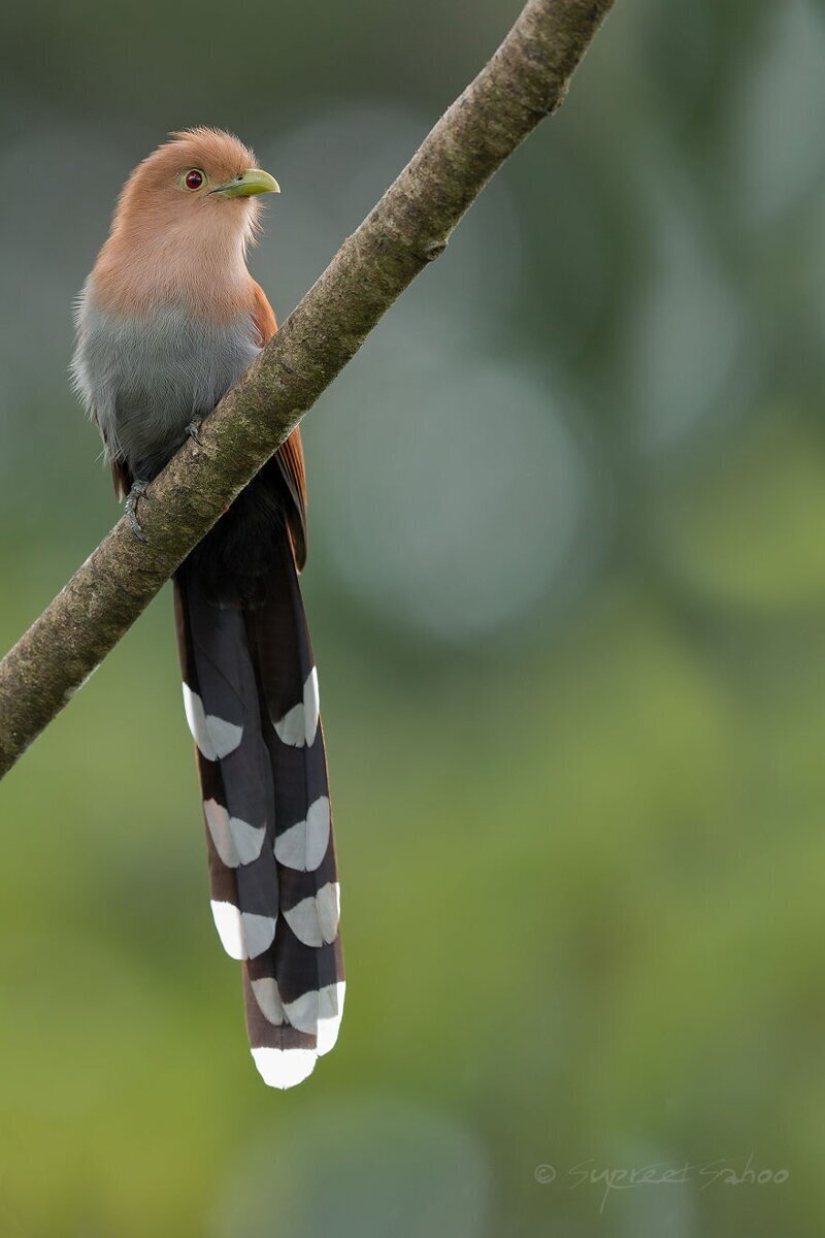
0, 0, 616, 777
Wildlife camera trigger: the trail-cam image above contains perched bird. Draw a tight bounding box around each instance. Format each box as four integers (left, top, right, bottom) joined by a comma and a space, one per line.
71, 128, 344, 1088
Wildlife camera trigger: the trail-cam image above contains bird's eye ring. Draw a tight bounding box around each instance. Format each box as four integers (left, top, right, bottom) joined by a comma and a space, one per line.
183, 168, 206, 191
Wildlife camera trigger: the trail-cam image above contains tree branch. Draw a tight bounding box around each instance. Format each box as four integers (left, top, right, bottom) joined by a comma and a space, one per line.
0, 0, 617, 777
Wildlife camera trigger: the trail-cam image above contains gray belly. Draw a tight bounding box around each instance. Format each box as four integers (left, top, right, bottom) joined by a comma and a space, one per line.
72, 294, 260, 480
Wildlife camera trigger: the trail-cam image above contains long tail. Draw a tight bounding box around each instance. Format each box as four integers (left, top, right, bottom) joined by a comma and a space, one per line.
174, 532, 344, 1088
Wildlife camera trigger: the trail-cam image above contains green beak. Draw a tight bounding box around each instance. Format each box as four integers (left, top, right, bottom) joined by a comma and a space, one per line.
214, 168, 280, 198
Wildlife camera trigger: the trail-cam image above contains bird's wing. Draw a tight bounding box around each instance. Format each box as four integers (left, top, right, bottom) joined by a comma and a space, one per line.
91, 408, 130, 499
251, 280, 308, 569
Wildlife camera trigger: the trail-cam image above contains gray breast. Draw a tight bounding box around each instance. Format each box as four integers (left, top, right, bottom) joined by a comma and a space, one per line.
71, 287, 260, 480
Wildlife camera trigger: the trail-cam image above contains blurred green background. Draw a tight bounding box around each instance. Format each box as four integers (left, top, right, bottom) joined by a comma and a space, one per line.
2, 0, 825, 1233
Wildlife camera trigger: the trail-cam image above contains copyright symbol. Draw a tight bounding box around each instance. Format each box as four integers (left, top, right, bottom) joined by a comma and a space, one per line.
534, 1164, 556, 1184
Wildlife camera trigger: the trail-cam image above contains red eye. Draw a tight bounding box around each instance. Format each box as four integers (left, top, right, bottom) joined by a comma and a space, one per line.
185, 169, 204, 190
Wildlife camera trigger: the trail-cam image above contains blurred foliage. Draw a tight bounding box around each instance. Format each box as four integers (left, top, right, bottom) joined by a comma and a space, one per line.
2, 0, 825, 1234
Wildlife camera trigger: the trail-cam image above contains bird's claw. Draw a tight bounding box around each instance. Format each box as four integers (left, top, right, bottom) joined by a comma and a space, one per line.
186, 417, 204, 446
125, 480, 149, 543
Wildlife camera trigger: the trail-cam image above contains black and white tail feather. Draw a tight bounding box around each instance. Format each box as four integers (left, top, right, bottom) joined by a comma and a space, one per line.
174, 511, 343, 1089
67, 125, 338, 1088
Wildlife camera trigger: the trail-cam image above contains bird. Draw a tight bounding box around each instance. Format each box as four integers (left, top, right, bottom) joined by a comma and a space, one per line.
70, 128, 344, 1089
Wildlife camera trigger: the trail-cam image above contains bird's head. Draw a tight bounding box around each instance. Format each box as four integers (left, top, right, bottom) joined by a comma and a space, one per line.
111, 128, 279, 253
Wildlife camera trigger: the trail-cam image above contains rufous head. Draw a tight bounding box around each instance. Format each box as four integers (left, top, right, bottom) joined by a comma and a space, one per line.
110, 128, 279, 249
92, 128, 279, 317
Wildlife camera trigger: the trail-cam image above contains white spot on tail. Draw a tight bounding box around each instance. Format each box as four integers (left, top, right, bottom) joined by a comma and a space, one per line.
274, 797, 330, 871
183, 684, 242, 761
251, 977, 286, 1025
273, 701, 303, 747
283, 882, 340, 947
251, 1046, 317, 1089
304, 667, 320, 746
203, 799, 265, 867
274, 668, 320, 748
317, 981, 346, 1056
283, 981, 346, 1056
210, 901, 276, 960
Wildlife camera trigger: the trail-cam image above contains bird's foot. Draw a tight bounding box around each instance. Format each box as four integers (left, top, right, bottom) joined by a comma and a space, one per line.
125, 480, 149, 543
186, 416, 204, 446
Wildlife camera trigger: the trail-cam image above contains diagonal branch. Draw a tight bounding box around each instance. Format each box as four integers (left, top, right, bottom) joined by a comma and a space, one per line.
0, 0, 617, 777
